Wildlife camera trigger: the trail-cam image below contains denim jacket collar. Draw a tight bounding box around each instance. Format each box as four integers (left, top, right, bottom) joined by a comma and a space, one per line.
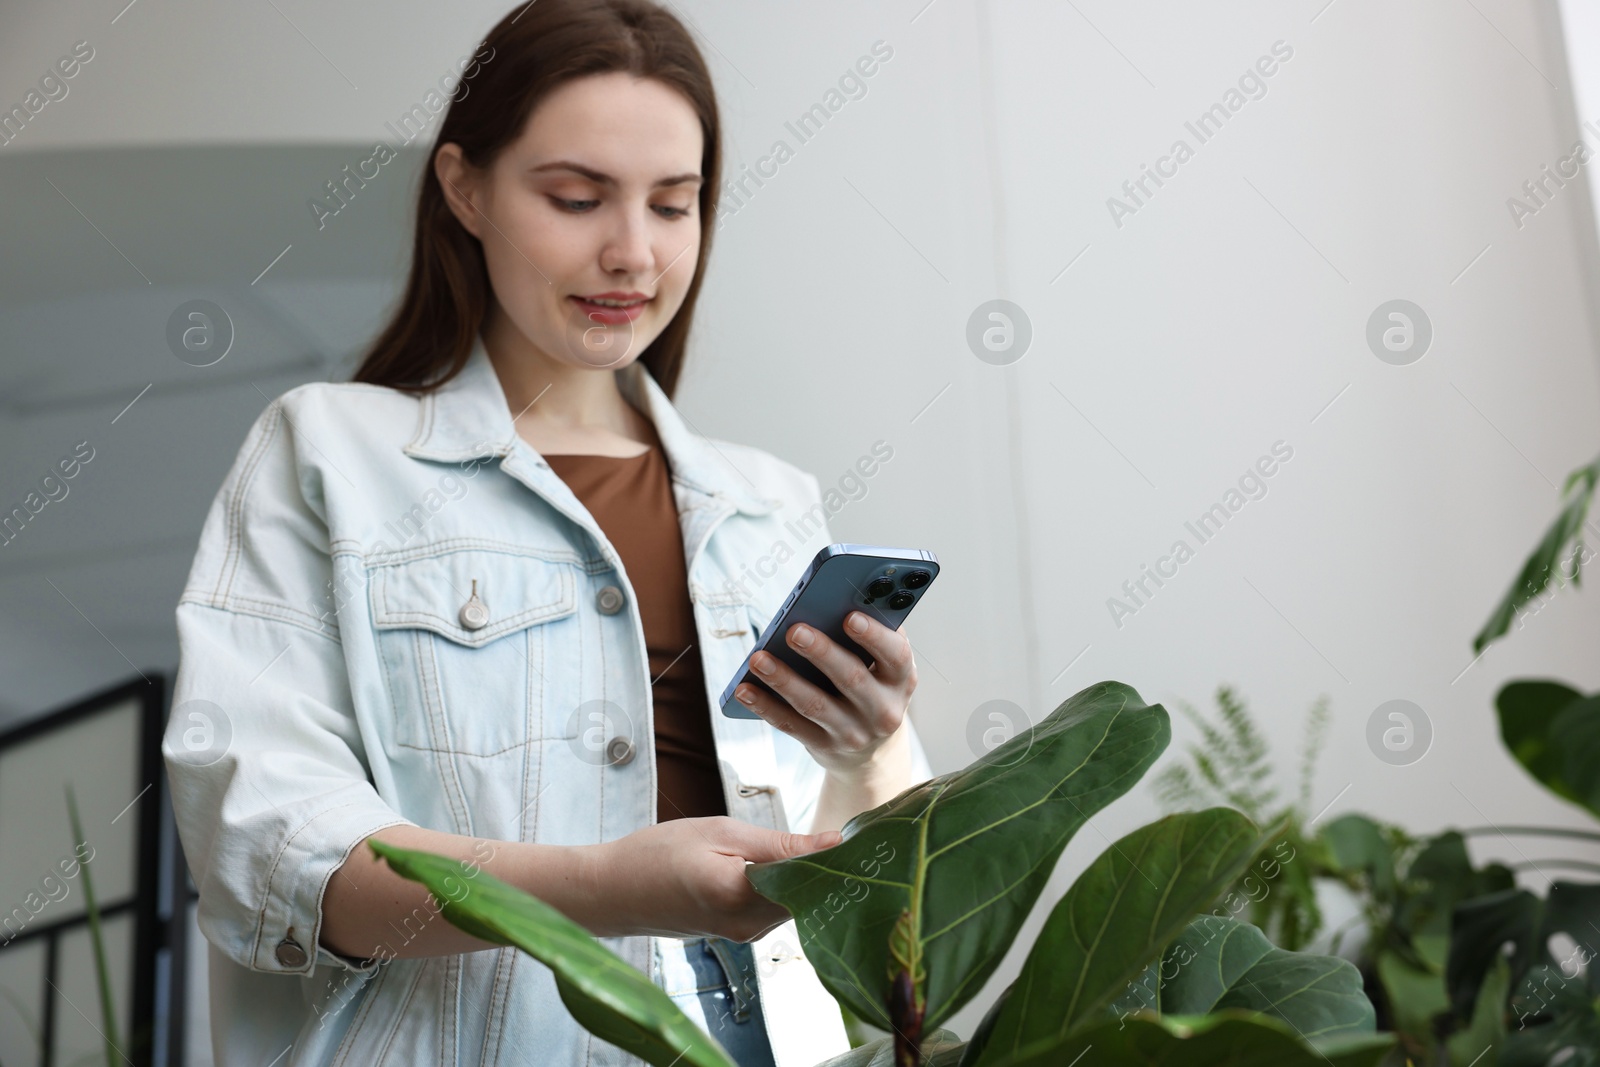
403, 338, 779, 518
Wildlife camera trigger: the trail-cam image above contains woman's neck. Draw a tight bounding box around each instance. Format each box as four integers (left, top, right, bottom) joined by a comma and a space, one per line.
482, 307, 653, 458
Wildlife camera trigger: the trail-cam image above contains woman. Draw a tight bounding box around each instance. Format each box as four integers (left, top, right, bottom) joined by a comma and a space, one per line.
161, 1, 934, 1065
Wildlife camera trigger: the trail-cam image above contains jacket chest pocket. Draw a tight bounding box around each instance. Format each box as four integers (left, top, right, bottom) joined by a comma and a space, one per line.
370, 549, 580, 757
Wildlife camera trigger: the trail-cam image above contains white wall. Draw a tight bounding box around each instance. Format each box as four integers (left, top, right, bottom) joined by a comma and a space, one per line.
3, 0, 1599, 1052
679, 0, 1600, 1039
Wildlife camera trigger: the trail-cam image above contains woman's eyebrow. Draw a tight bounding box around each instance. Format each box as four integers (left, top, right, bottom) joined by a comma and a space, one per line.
531, 160, 704, 189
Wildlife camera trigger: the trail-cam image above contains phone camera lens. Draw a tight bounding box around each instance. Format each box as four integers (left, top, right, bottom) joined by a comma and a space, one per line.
887, 590, 915, 610
867, 577, 895, 598
901, 570, 931, 590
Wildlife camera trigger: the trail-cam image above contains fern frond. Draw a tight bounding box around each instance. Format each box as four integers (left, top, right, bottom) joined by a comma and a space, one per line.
1157, 685, 1321, 840
1192, 748, 1228, 796
1179, 700, 1237, 772
1215, 685, 1271, 774
1152, 764, 1206, 810
1298, 695, 1331, 817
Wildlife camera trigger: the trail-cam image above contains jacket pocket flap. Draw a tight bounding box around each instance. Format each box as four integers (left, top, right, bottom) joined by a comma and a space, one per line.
370, 551, 577, 648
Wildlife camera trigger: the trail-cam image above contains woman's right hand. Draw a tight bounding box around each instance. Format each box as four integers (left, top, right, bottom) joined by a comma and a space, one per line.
585, 817, 841, 943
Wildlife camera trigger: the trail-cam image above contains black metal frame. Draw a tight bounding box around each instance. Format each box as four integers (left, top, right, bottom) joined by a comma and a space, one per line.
0, 673, 190, 1067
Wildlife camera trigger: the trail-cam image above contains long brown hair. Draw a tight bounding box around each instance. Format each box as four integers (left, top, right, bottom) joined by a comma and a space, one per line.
351, 0, 721, 398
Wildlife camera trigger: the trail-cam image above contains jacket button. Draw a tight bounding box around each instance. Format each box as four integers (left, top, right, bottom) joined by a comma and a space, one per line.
275, 933, 309, 969
458, 580, 489, 630
596, 585, 625, 615
605, 736, 635, 765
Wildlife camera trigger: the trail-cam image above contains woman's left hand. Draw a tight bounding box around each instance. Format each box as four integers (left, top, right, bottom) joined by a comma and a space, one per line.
731, 611, 916, 777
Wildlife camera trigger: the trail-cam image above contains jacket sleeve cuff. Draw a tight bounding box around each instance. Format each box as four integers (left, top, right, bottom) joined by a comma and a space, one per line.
251, 804, 415, 976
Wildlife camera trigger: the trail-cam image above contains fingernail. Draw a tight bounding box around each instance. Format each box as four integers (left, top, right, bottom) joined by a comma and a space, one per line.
736, 685, 757, 705
791, 625, 814, 648
845, 613, 867, 635
752, 654, 775, 676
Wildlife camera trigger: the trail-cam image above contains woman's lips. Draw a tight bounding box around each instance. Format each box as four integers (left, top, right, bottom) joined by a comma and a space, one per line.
569, 295, 648, 325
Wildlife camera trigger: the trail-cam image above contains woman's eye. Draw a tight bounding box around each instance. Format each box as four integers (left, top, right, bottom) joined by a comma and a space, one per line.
553, 197, 599, 212
655, 204, 692, 219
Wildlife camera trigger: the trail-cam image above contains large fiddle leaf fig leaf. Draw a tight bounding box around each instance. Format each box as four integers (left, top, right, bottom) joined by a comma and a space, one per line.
966, 808, 1266, 1066
953, 1014, 1391, 1067
1495, 680, 1600, 818
746, 681, 1170, 1036
370, 840, 736, 1067
1112, 916, 1375, 1041
1473, 450, 1599, 654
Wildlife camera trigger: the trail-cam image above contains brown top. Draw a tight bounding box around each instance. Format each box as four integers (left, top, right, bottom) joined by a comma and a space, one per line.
544, 424, 728, 823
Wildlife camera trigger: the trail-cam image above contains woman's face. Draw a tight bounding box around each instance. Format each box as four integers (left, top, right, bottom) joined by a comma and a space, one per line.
437, 72, 705, 371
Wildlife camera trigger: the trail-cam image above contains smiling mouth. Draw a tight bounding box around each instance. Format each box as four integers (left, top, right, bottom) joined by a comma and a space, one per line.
569, 294, 651, 324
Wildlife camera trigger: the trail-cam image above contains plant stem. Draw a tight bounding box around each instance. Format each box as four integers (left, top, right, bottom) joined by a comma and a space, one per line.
1509, 859, 1600, 874
1458, 826, 1600, 844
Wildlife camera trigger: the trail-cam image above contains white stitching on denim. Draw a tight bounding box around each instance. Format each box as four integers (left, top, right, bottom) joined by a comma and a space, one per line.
478, 945, 515, 1067
415, 628, 472, 835
366, 537, 586, 568
438, 954, 458, 1067
370, 954, 428, 1065
328, 954, 393, 1067
178, 596, 340, 643
216, 401, 281, 602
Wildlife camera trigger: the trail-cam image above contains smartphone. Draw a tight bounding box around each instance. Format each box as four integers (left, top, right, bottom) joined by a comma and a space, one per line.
719, 544, 940, 720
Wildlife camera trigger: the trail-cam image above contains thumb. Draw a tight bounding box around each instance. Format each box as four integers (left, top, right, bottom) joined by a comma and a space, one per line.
737, 827, 842, 864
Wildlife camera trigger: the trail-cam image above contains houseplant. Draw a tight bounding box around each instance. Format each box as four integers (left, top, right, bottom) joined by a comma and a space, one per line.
375, 681, 1392, 1066
1443, 450, 1600, 1065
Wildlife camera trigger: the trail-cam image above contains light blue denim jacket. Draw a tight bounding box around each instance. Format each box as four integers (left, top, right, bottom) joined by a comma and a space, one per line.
162, 338, 933, 1067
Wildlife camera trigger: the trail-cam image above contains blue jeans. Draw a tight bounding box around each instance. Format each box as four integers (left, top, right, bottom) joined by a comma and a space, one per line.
660, 936, 779, 1067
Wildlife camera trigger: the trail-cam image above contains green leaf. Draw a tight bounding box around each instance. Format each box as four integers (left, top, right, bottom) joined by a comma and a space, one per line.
745, 681, 1170, 1035
811, 1029, 967, 1067
1447, 887, 1542, 1022
1446, 880, 1600, 1022
1117, 916, 1376, 1042
1248, 831, 1323, 952
1473, 451, 1600, 654
956, 1013, 1392, 1067
969, 809, 1265, 1065
1375, 936, 1448, 1056
1552, 695, 1600, 817
1320, 814, 1396, 897
369, 840, 736, 1067
1399, 832, 1516, 940
1496, 680, 1588, 808
65, 785, 120, 1067
1444, 955, 1506, 1067
1500, 962, 1600, 1067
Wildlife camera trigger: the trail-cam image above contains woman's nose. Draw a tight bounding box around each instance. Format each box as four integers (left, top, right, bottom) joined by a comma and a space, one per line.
599, 207, 656, 276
